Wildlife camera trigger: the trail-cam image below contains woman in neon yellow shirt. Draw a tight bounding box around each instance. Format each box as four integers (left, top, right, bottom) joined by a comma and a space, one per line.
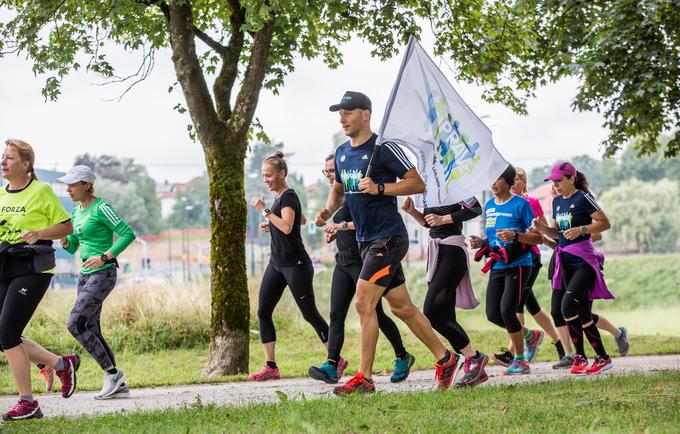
59, 165, 136, 400
0, 139, 77, 421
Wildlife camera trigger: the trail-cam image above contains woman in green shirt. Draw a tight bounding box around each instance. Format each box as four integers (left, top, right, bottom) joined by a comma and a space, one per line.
0, 139, 78, 421
59, 165, 136, 400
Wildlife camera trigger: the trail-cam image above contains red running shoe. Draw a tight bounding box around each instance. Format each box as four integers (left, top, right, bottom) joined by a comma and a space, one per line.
586, 356, 613, 375
56, 354, 80, 398
455, 353, 489, 388
248, 364, 280, 381
40, 366, 55, 392
2, 399, 43, 421
333, 372, 375, 396
337, 356, 349, 378
434, 350, 460, 389
570, 354, 588, 375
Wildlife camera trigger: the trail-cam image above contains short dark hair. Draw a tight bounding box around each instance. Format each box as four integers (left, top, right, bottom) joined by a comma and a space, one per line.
500, 165, 516, 187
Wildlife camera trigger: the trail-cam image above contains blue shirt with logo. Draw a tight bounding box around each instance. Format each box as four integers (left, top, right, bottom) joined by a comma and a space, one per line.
483, 195, 534, 269
334, 134, 414, 242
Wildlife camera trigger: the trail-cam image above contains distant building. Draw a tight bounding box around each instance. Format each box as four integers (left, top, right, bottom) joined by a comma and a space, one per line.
156, 180, 187, 219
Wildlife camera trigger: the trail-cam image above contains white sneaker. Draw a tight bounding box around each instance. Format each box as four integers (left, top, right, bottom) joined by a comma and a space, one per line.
95, 370, 130, 400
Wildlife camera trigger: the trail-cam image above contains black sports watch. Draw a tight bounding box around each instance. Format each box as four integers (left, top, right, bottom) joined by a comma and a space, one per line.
100, 253, 111, 263
378, 183, 385, 196
513, 231, 520, 241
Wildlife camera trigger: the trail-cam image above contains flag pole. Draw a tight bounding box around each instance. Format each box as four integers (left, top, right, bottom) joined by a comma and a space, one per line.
366, 36, 417, 178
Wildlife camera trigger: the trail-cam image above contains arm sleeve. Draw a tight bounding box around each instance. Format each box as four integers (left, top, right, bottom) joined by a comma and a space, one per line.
452, 197, 482, 223
64, 233, 80, 254
529, 197, 544, 218
381, 141, 415, 178
98, 202, 136, 257
582, 192, 601, 215
279, 190, 300, 216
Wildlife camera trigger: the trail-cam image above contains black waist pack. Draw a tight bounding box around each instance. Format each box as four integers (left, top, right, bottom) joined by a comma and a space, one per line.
0, 241, 56, 280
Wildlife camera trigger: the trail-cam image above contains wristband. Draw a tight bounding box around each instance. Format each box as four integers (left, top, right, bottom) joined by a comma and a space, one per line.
340, 221, 348, 231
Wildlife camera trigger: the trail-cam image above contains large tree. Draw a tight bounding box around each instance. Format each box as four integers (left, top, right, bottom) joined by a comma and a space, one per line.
2, 0, 677, 375
0, 0, 421, 375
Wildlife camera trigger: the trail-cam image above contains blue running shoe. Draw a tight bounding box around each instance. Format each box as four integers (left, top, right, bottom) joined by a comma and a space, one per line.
390, 352, 415, 383
524, 329, 544, 362
503, 358, 530, 375
308, 361, 340, 384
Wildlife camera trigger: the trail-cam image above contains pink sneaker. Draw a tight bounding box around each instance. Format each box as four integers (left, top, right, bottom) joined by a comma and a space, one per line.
55, 354, 80, 398
2, 400, 43, 421
248, 364, 280, 381
337, 356, 349, 378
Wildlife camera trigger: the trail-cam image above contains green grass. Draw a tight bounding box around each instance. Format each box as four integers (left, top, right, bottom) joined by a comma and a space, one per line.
1, 325, 678, 395
1, 253, 678, 395
4, 372, 680, 433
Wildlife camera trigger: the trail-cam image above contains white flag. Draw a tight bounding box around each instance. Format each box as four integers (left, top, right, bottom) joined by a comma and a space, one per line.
377, 37, 509, 207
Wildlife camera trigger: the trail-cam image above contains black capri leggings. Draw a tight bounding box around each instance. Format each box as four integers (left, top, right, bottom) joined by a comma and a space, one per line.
550, 265, 598, 327
0, 273, 52, 350
327, 262, 405, 362
257, 262, 329, 344
486, 266, 532, 334
516, 252, 542, 315
423, 245, 471, 353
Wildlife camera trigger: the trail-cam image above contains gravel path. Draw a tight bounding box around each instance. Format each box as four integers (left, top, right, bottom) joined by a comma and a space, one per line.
1, 354, 678, 419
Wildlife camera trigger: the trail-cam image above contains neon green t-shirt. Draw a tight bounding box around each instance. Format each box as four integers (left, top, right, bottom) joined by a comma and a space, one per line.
64, 197, 136, 274
0, 180, 70, 245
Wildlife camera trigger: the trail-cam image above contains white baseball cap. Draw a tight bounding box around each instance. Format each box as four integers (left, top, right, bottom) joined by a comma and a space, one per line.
57, 165, 96, 184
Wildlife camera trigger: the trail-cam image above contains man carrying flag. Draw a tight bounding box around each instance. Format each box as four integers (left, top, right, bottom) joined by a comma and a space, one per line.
315, 91, 459, 395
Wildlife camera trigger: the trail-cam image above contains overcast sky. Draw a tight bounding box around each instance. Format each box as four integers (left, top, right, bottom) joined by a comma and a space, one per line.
1, 30, 610, 185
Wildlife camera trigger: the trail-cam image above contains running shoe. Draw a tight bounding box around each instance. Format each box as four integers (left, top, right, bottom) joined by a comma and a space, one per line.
552, 355, 575, 370
586, 356, 613, 375
503, 358, 530, 375
491, 349, 513, 367
333, 373, 375, 396
524, 329, 544, 362
434, 350, 460, 389
454, 352, 489, 388
570, 355, 588, 375
308, 361, 340, 384
2, 400, 43, 421
95, 370, 130, 400
248, 364, 280, 381
55, 354, 80, 398
40, 366, 55, 392
391, 352, 415, 383
615, 326, 630, 356
337, 356, 349, 378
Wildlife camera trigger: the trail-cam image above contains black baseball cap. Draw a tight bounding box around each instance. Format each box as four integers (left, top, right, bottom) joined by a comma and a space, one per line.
329, 91, 372, 112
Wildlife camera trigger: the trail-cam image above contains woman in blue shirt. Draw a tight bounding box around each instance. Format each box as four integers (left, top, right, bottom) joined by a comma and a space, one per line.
470, 165, 543, 375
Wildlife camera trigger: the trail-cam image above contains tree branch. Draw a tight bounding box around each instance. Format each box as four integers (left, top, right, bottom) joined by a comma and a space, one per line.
193, 25, 228, 55
213, 0, 246, 121
164, 2, 222, 147
228, 18, 275, 148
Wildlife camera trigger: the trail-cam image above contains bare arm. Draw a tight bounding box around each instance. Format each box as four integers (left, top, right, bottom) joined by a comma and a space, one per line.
21, 221, 73, 245
267, 206, 296, 235
316, 181, 345, 226
358, 168, 425, 197
401, 196, 427, 226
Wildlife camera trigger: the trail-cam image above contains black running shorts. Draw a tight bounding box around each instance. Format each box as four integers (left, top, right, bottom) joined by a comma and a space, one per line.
358, 235, 408, 292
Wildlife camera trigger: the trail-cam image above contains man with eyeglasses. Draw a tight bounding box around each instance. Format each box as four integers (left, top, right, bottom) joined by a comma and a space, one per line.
308, 153, 412, 385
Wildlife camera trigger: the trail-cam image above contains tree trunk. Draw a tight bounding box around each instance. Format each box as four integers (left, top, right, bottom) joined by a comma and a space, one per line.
202, 137, 250, 376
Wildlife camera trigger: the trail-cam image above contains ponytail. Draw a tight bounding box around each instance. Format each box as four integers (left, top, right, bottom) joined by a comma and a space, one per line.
264, 150, 288, 176
573, 171, 592, 196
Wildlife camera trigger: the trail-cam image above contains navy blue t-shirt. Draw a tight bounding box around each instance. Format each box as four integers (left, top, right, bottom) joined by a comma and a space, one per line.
334, 134, 413, 242
552, 190, 601, 270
